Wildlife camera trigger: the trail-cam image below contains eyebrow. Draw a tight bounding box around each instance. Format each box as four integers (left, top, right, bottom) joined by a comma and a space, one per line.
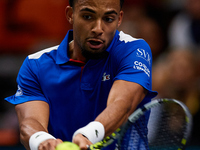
80, 8, 118, 15
80, 8, 96, 13
105, 10, 118, 15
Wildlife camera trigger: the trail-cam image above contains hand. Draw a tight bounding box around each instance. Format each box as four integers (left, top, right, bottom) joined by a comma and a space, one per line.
72, 134, 92, 150
38, 139, 63, 150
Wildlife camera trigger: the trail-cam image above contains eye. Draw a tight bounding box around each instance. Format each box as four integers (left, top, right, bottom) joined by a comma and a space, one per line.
104, 17, 115, 23
83, 15, 92, 20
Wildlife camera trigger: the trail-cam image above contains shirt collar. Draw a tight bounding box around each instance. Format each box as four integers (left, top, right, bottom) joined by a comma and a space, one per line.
105, 30, 119, 53
56, 30, 73, 65
56, 30, 119, 64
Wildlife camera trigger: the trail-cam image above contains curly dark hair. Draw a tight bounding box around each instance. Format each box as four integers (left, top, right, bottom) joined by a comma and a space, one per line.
69, 0, 124, 9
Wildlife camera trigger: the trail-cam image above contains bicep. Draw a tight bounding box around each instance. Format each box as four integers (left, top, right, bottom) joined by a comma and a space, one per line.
15, 100, 50, 131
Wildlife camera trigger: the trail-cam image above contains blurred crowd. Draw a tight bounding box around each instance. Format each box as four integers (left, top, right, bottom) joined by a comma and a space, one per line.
0, 0, 200, 149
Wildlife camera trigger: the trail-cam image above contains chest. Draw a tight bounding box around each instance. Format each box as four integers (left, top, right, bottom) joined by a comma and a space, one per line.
38, 58, 115, 103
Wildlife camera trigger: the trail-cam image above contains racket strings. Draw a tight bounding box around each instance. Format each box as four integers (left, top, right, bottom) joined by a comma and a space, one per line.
148, 103, 188, 150
118, 102, 189, 150
119, 115, 150, 150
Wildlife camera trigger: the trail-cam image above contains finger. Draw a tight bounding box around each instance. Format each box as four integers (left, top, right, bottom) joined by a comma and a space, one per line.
55, 139, 63, 148
73, 134, 92, 150
78, 143, 88, 150
38, 139, 63, 150
56, 138, 63, 145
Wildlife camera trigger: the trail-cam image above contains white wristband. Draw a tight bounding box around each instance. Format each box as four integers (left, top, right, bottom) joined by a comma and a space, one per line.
29, 131, 56, 150
72, 121, 105, 144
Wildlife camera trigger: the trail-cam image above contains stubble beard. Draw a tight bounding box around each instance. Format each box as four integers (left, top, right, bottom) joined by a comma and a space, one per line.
81, 46, 108, 60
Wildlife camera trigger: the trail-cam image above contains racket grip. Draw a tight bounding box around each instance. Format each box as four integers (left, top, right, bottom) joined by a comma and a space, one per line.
87, 146, 91, 150
87, 144, 101, 150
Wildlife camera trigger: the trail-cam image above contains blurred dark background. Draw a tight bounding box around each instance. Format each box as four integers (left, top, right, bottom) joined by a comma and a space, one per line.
0, 0, 200, 149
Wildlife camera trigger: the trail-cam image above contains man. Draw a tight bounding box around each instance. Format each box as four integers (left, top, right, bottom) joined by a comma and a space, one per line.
5, 0, 157, 149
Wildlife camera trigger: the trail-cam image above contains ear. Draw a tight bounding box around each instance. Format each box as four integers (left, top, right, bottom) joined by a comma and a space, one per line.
117, 10, 124, 28
65, 6, 73, 24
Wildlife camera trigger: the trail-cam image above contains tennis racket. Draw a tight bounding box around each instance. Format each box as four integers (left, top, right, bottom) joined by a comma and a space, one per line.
87, 98, 192, 150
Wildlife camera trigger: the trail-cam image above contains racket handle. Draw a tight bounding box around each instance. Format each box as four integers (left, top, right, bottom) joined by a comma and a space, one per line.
87, 146, 91, 150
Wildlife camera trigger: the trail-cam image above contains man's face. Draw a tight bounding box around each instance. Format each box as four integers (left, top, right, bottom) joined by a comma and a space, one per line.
70, 0, 123, 59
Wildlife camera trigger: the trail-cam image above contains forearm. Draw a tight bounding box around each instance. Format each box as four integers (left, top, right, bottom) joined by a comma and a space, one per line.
19, 118, 48, 150
15, 101, 50, 150
95, 80, 147, 137
95, 99, 134, 137
72, 81, 147, 149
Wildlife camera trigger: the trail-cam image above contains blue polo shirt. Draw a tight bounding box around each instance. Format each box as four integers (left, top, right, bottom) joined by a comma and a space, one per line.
5, 30, 157, 147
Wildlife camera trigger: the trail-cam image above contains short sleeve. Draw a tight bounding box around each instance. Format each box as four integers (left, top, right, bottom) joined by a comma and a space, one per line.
5, 57, 48, 104
114, 40, 157, 98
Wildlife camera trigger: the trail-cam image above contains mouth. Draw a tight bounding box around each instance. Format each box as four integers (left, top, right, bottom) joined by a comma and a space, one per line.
87, 39, 104, 49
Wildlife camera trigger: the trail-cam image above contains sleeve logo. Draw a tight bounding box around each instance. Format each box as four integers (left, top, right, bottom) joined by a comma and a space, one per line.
15, 85, 23, 96
133, 61, 150, 77
136, 48, 151, 65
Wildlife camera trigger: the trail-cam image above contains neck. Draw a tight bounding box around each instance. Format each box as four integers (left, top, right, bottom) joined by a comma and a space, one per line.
68, 40, 87, 62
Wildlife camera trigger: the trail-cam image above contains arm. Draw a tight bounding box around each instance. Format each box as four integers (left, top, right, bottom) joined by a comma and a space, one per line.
73, 80, 147, 149
96, 80, 147, 136
15, 101, 62, 150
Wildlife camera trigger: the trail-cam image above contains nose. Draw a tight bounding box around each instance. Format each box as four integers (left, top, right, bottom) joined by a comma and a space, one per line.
91, 19, 103, 36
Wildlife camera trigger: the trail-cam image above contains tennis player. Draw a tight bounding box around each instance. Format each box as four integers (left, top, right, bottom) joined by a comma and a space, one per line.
5, 0, 157, 149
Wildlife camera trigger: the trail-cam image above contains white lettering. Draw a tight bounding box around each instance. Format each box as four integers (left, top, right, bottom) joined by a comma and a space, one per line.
136, 49, 151, 65
133, 61, 150, 77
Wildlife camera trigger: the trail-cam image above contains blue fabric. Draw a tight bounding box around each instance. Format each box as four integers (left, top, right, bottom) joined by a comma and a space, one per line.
5, 30, 157, 149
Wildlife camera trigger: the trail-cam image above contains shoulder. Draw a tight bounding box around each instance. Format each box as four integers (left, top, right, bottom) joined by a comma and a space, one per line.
28, 45, 59, 60
118, 31, 150, 48
111, 31, 151, 57
118, 31, 139, 43
20, 45, 59, 74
